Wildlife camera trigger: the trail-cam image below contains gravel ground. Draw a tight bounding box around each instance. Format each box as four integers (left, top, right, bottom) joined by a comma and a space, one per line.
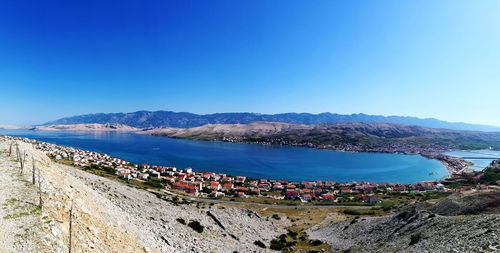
0, 140, 64, 253
63, 161, 284, 253
0, 138, 284, 252
308, 192, 500, 253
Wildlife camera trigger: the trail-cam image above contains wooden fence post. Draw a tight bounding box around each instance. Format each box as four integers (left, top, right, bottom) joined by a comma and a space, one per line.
32, 156, 36, 184
20, 150, 25, 174
37, 168, 43, 210
69, 200, 74, 253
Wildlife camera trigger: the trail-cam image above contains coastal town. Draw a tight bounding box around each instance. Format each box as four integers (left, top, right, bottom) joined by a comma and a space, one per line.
3, 136, 494, 205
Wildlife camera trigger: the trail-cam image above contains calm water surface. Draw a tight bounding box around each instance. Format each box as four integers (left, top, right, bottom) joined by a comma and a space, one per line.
0, 129, 447, 183
444, 150, 500, 170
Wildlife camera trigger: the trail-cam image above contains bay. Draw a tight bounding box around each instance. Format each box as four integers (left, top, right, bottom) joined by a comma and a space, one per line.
0, 129, 448, 183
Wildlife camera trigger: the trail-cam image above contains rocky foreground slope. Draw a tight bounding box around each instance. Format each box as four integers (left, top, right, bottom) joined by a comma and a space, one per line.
308, 191, 500, 253
0, 138, 283, 252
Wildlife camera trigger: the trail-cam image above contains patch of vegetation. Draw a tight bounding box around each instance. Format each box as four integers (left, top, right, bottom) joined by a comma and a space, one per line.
29, 206, 42, 216
268, 232, 310, 251
269, 238, 286, 251
176, 218, 186, 225
343, 208, 377, 216
380, 200, 396, 211
271, 214, 281, 220
187, 220, 204, 233
409, 232, 422, 245
3, 198, 17, 207
287, 230, 298, 239
350, 217, 358, 225
254, 240, 266, 248
145, 178, 163, 188
308, 239, 323, 246
422, 191, 451, 200
482, 166, 500, 184
83, 164, 115, 175
169, 196, 191, 205
4, 206, 41, 220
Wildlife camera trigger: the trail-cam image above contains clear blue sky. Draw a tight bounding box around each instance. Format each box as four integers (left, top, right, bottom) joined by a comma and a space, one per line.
1, 0, 499, 126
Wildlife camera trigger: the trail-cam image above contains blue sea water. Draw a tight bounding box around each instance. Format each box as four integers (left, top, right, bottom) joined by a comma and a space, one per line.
0, 129, 447, 183
444, 150, 500, 170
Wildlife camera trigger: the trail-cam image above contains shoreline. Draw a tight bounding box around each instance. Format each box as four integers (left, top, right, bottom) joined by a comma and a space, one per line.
1, 133, 462, 185
3, 127, 473, 179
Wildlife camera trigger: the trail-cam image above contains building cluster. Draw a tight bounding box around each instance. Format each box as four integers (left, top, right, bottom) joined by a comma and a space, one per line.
221, 136, 455, 154
6, 137, 462, 204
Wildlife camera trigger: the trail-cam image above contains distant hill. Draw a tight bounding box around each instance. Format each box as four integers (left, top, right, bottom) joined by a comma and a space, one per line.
145, 122, 500, 150
44, 111, 500, 132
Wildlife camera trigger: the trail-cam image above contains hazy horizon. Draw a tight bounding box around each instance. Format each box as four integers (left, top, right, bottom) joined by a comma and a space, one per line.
1, 1, 500, 125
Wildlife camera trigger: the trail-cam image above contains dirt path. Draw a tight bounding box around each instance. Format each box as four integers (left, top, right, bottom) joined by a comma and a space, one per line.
0, 141, 62, 253
0, 139, 149, 253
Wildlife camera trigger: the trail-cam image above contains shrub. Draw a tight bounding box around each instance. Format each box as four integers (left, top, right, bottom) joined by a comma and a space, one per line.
271, 214, 281, 220
269, 239, 285, 250
176, 218, 186, 225
343, 208, 376, 216
409, 232, 422, 245
381, 201, 395, 211
287, 230, 298, 239
254, 240, 266, 248
188, 220, 204, 233
309, 239, 323, 246
145, 179, 163, 188
103, 166, 116, 175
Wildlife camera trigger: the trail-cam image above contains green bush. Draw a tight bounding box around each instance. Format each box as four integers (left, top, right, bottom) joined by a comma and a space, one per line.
176, 218, 186, 225
188, 220, 204, 233
103, 166, 116, 174
269, 239, 285, 250
409, 232, 422, 245
482, 167, 500, 184
287, 230, 298, 239
343, 208, 376, 216
145, 180, 163, 188
253, 240, 266, 248
308, 239, 323, 246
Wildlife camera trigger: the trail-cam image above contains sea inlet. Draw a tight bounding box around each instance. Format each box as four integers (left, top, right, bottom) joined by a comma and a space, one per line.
0, 129, 448, 183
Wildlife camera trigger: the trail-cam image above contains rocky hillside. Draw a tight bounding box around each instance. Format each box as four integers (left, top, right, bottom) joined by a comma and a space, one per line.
44, 110, 500, 132
33, 123, 140, 132
0, 138, 283, 252
145, 122, 500, 150
308, 191, 500, 252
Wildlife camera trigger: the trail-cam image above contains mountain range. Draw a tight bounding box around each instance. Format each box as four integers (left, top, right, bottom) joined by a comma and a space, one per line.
44, 111, 500, 132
